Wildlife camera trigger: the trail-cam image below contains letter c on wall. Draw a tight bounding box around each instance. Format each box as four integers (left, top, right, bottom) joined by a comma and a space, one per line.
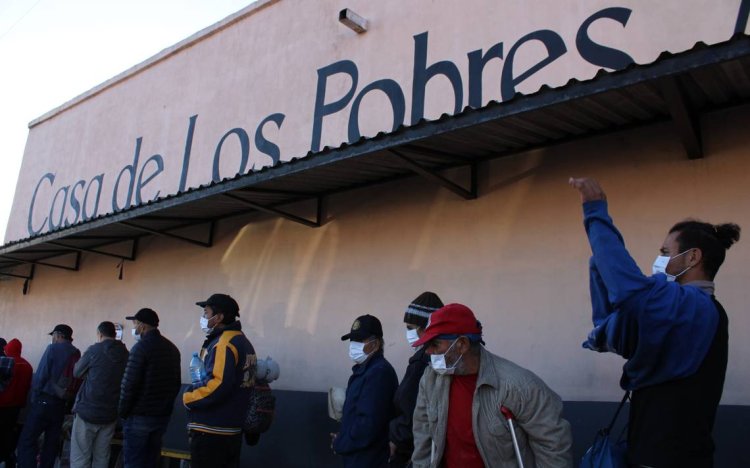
28, 172, 55, 236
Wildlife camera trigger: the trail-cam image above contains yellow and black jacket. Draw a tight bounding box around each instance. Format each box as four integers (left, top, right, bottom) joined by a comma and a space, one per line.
183, 321, 256, 435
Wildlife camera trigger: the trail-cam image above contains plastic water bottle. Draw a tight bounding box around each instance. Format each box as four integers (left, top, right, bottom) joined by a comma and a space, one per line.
189, 352, 205, 386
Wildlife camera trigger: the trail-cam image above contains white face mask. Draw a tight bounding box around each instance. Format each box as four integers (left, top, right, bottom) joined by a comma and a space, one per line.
115, 324, 123, 341
430, 339, 463, 375
349, 340, 373, 364
131, 328, 140, 342
406, 328, 420, 346
652, 249, 692, 282
200, 316, 212, 334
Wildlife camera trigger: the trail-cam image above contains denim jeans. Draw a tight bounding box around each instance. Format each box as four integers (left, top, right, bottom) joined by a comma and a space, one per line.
16, 397, 66, 468
121, 415, 170, 468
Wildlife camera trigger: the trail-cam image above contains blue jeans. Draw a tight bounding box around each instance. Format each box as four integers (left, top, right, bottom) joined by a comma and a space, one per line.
16, 397, 66, 468
121, 415, 170, 468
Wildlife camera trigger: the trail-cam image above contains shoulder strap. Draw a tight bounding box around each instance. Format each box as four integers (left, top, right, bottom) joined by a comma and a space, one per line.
606, 391, 630, 432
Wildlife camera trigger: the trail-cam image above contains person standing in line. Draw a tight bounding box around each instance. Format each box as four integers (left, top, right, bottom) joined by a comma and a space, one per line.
183, 294, 256, 468
332, 314, 399, 468
119, 309, 181, 468
0, 337, 13, 395
570, 177, 740, 467
411, 304, 573, 468
17, 325, 81, 468
0, 339, 33, 468
388, 292, 444, 468
70, 321, 129, 468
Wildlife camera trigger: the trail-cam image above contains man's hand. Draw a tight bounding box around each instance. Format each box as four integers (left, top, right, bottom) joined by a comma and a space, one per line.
329, 432, 338, 453
569, 177, 607, 203
389, 441, 397, 457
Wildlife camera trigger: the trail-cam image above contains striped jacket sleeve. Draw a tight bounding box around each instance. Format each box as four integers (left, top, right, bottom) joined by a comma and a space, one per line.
182, 332, 239, 410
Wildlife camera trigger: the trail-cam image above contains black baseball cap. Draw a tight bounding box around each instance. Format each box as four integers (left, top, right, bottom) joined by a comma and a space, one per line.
126, 308, 159, 327
196, 294, 240, 317
341, 314, 383, 341
49, 324, 73, 340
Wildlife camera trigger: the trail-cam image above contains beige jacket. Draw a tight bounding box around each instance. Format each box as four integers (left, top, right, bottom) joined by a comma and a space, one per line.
412, 347, 573, 468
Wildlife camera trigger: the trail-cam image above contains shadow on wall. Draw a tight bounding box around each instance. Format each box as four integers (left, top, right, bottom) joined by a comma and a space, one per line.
222, 217, 339, 339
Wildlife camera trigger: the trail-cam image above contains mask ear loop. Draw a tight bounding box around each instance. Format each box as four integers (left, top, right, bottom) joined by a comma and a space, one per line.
444, 338, 464, 371
672, 248, 697, 279
363, 338, 377, 355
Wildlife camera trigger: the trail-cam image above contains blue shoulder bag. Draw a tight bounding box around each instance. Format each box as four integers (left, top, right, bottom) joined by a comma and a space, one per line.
580, 391, 630, 468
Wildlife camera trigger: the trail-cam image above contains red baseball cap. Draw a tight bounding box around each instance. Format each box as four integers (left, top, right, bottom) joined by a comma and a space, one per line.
412, 303, 483, 347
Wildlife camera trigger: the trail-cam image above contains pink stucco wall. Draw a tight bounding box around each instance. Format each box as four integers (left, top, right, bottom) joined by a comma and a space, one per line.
1, 105, 748, 404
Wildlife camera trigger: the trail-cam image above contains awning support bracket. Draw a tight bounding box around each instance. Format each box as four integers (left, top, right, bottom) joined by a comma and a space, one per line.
658, 76, 703, 159
0, 264, 35, 280
0, 252, 81, 272
49, 239, 139, 261
0, 264, 35, 295
317, 196, 328, 226
221, 193, 323, 227
119, 221, 214, 248
389, 149, 477, 200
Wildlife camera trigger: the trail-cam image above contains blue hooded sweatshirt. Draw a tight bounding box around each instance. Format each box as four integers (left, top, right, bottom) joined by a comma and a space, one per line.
582, 200, 719, 390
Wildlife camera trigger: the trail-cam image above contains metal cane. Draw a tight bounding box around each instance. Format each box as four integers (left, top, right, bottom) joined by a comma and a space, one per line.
500, 405, 525, 468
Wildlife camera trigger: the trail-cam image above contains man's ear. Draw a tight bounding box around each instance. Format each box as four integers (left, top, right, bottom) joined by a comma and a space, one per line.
689, 247, 704, 268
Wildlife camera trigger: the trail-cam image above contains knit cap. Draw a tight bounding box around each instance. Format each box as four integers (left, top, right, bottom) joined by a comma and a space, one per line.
403, 292, 444, 328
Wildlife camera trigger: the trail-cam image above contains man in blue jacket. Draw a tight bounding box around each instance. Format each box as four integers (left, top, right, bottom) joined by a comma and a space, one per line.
570, 177, 740, 467
333, 314, 398, 468
183, 294, 255, 468
17, 324, 80, 468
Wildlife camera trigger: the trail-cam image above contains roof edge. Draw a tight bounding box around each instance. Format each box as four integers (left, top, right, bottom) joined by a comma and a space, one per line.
5, 34, 749, 254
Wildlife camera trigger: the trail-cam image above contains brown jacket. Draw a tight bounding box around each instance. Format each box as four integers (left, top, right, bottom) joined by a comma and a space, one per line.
412, 347, 573, 468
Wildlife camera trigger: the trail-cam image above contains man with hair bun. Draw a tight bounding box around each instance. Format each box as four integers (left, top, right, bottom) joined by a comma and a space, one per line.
570, 177, 740, 468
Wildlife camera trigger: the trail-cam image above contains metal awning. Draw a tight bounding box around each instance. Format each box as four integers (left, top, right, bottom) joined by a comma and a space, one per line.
3, 34, 750, 286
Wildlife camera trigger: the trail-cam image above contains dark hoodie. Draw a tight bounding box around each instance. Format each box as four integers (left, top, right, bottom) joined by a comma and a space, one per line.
73, 339, 129, 424
0, 339, 33, 407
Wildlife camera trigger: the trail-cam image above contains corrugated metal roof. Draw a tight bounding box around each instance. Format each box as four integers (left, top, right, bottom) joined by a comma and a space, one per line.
2, 34, 750, 279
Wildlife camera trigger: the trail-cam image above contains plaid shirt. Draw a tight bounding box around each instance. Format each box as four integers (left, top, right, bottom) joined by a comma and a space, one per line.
0, 356, 15, 391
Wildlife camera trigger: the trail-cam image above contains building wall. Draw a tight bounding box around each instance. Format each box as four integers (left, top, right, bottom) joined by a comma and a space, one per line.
2, 105, 748, 406
6, 0, 747, 242
4, 2, 749, 464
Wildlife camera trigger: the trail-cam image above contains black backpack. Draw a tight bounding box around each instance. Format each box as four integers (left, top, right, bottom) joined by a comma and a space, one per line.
52, 351, 82, 403
243, 380, 275, 444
